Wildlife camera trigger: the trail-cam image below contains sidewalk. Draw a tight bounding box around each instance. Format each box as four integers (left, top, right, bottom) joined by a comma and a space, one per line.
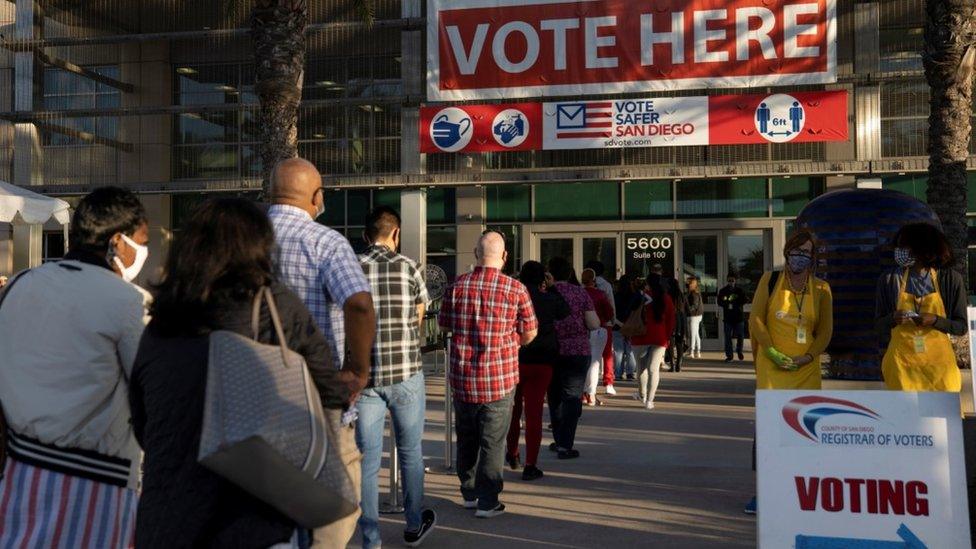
355, 353, 758, 548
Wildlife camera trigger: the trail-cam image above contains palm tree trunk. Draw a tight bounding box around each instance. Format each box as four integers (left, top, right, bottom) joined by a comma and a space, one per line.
251, 0, 308, 195
924, 0, 976, 278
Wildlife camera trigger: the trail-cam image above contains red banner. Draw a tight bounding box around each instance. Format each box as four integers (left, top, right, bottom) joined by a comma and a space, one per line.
427, 0, 837, 101
419, 91, 847, 153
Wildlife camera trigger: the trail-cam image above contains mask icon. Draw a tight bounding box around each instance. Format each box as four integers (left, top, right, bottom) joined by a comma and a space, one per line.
432, 114, 471, 149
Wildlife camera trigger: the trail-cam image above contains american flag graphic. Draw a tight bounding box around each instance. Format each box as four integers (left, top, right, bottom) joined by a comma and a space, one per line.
555, 102, 613, 139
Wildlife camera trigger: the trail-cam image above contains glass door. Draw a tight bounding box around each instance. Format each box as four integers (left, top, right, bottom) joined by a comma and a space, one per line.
537, 233, 620, 280
681, 233, 721, 350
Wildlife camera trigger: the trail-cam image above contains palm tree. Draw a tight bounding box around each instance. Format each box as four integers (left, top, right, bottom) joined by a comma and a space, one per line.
251, 0, 373, 194
923, 0, 976, 278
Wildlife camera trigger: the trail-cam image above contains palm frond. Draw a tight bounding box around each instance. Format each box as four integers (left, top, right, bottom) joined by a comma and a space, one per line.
354, 0, 375, 29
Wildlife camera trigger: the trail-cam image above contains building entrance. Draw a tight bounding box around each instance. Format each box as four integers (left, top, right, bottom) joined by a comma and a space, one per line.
530, 224, 777, 352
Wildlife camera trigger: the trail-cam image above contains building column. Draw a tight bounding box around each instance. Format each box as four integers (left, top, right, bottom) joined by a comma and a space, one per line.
11, 0, 44, 272
455, 186, 485, 275
400, 189, 426, 267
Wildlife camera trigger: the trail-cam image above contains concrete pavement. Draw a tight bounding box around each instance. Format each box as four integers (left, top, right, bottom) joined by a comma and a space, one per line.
353, 353, 758, 548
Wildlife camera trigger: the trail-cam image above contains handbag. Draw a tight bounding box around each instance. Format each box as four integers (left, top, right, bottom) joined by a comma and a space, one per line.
198, 286, 358, 528
620, 302, 647, 338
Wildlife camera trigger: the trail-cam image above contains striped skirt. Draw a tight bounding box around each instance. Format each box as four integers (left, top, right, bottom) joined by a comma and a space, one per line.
0, 459, 137, 549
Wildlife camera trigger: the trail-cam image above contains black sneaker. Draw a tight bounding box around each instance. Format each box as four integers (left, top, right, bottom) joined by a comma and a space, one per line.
475, 503, 506, 518
548, 442, 559, 452
724, 357, 733, 363
557, 449, 580, 460
522, 465, 544, 481
404, 509, 437, 547
738, 352, 745, 361
506, 453, 521, 470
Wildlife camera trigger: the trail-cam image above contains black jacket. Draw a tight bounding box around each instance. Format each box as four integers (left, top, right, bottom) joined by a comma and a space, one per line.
129, 282, 346, 549
520, 287, 571, 364
718, 285, 747, 323
875, 267, 968, 347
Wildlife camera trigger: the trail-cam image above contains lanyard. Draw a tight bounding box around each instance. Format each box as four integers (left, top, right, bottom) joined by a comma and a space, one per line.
787, 274, 808, 324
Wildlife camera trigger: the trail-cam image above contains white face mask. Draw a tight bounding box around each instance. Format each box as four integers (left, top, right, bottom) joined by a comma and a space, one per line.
113, 233, 149, 282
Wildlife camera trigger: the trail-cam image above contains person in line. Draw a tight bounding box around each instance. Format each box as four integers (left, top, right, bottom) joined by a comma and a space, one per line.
746, 229, 833, 515
613, 274, 641, 380
267, 157, 374, 548
0, 187, 149, 547
131, 198, 357, 548
438, 232, 537, 518
506, 261, 570, 481
651, 263, 686, 372
584, 260, 617, 395
356, 206, 436, 548
876, 223, 967, 392
718, 274, 747, 362
686, 276, 705, 359
629, 273, 676, 410
582, 268, 615, 406
547, 257, 601, 459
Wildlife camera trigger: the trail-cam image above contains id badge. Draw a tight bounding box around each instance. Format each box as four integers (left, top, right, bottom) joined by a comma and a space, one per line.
796, 327, 808, 345
913, 335, 926, 354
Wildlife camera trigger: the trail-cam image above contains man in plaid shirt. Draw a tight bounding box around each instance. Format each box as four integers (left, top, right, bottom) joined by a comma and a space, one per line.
356, 206, 436, 548
438, 232, 537, 518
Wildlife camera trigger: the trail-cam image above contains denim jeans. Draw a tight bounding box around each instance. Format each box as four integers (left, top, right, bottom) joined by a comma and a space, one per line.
455, 391, 515, 510
355, 372, 427, 549
724, 321, 745, 358
613, 330, 636, 378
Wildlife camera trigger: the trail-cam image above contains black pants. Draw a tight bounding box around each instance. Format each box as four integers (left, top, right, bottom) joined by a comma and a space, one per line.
454, 392, 515, 510
547, 356, 589, 451
724, 321, 745, 358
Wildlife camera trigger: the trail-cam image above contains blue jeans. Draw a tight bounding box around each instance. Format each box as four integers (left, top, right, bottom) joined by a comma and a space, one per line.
355, 372, 427, 549
613, 330, 636, 378
724, 321, 745, 358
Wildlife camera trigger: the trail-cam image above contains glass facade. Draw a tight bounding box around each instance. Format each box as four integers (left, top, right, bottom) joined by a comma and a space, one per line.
534, 182, 620, 221
676, 179, 768, 219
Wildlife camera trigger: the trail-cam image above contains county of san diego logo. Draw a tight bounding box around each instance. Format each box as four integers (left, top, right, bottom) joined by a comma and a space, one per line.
782, 396, 881, 442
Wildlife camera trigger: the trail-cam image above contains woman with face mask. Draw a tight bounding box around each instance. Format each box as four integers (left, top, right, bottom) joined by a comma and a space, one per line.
743, 229, 834, 515
749, 229, 834, 391
876, 223, 967, 392
0, 187, 149, 547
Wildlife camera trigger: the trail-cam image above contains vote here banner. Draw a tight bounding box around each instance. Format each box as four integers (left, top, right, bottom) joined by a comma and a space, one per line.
419, 90, 847, 153
427, 0, 837, 101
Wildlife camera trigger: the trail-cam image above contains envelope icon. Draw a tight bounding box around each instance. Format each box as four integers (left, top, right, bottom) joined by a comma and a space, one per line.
556, 103, 586, 129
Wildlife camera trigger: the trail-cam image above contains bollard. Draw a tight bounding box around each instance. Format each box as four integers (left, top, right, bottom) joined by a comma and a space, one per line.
443, 333, 454, 471
378, 420, 404, 514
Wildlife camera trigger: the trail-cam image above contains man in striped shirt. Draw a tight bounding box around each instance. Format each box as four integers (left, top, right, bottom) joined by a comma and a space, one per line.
356, 207, 435, 548
438, 232, 537, 518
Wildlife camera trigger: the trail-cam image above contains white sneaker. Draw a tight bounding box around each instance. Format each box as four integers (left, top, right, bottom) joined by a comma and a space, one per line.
645, 402, 655, 410
605, 385, 617, 396
463, 499, 478, 510
632, 393, 645, 403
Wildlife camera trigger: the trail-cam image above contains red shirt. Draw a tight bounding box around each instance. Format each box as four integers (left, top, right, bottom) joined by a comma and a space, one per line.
630, 293, 676, 347
438, 267, 538, 403
584, 286, 613, 326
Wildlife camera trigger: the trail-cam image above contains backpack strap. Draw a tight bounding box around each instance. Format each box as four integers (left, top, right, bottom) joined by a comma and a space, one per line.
767, 271, 780, 297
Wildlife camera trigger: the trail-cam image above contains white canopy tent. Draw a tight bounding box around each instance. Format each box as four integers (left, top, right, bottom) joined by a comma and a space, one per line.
0, 182, 71, 271
0, 181, 71, 226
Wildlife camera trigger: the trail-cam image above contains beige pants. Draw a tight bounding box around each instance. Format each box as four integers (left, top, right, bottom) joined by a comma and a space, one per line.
312, 411, 363, 549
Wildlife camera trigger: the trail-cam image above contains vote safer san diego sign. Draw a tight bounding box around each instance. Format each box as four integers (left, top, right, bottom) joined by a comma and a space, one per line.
419, 90, 847, 153
756, 391, 971, 548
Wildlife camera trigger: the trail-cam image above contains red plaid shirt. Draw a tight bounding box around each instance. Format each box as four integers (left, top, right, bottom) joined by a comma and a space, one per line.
438, 267, 538, 403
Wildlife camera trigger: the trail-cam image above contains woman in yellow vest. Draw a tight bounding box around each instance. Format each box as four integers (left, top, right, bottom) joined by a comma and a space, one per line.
876, 223, 967, 392
743, 229, 834, 515
750, 229, 834, 390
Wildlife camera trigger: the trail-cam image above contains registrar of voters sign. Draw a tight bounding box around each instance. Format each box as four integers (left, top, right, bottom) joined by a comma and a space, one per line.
756, 390, 970, 548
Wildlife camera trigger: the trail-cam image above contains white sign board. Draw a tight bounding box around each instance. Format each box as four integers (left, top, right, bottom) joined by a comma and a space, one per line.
757, 390, 970, 548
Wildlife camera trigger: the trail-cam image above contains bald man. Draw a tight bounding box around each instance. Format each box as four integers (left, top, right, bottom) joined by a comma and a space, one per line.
438, 232, 537, 517
267, 157, 375, 549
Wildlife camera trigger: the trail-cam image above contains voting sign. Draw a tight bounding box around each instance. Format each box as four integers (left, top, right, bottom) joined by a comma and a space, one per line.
427, 0, 837, 101
756, 391, 970, 548
419, 91, 847, 153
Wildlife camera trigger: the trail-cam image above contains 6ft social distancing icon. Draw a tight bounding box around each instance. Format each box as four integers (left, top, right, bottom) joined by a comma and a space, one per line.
756, 94, 805, 144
